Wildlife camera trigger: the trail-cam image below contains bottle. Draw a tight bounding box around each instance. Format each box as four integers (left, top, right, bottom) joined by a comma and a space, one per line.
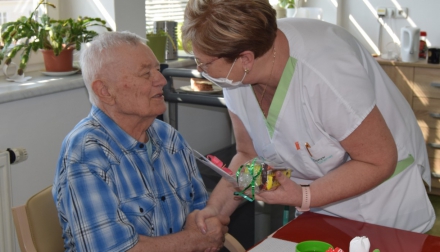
419, 31, 428, 59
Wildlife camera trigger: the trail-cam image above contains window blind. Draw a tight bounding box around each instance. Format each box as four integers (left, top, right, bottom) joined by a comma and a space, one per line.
145, 0, 188, 33
0, 12, 7, 25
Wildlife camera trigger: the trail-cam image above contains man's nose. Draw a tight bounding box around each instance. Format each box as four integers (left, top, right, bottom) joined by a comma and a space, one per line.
155, 70, 167, 87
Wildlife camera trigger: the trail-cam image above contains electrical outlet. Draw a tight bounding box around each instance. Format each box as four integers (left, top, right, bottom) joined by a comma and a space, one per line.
395, 7, 408, 19
376, 7, 387, 17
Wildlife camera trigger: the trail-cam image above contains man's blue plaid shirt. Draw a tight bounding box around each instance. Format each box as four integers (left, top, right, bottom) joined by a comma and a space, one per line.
53, 106, 208, 251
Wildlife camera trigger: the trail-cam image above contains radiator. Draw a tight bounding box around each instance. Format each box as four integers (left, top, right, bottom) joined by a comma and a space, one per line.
0, 150, 14, 252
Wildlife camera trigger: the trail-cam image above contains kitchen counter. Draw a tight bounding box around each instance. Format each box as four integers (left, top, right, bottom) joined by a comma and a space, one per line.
0, 57, 195, 104
375, 57, 440, 69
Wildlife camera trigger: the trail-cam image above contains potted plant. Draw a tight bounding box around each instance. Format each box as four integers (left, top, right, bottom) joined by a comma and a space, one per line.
279, 0, 296, 17
0, 0, 112, 75
146, 29, 176, 63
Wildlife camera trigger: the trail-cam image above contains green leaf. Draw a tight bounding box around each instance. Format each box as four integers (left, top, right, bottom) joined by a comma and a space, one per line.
0, 0, 112, 72
279, 0, 295, 8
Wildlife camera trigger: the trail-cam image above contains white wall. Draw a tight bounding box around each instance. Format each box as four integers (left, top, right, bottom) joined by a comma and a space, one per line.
60, 0, 440, 56
0, 87, 91, 252
2, 88, 91, 206
303, 0, 440, 56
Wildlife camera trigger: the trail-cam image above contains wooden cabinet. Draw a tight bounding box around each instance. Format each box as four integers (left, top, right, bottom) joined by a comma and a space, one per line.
380, 64, 414, 103
377, 59, 440, 194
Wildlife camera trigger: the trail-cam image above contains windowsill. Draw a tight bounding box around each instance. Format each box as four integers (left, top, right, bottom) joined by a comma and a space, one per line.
0, 57, 196, 105
0, 70, 85, 104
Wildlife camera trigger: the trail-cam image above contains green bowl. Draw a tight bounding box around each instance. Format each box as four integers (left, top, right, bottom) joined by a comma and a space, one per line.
296, 240, 333, 252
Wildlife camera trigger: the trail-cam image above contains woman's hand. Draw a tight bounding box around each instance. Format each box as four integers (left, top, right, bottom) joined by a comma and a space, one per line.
195, 205, 222, 234
184, 210, 229, 252
254, 171, 302, 206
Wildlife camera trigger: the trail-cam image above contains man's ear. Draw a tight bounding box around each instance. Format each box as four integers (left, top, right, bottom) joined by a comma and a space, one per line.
239, 50, 255, 71
92, 80, 115, 105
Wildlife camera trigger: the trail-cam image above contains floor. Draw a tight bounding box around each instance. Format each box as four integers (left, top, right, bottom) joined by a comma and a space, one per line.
427, 194, 440, 236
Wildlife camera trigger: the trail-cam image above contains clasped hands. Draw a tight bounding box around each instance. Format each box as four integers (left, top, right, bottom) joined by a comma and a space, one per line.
184, 209, 229, 252
193, 172, 299, 251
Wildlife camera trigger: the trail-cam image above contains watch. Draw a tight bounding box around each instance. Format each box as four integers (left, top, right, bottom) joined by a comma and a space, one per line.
296, 185, 311, 212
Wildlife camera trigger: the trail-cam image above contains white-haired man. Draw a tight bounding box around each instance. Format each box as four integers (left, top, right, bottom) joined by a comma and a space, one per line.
53, 31, 228, 252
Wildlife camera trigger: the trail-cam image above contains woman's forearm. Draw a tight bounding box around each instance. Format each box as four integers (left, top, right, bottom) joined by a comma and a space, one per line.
207, 152, 255, 216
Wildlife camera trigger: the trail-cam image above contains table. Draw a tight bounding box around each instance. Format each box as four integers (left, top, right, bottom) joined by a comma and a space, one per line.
256, 212, 440, 251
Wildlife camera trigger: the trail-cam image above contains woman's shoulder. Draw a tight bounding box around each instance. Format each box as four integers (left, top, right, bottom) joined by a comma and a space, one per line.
279, 19, 363, 63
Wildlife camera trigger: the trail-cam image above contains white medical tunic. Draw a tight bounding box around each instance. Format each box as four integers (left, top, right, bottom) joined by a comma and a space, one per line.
223, 18, 435, 232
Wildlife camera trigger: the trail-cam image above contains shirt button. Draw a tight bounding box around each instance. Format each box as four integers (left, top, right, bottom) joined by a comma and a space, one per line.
139, 143, 144, 148
189, 192, 193, 197
161, 196, 166, 201
170, 228, 173, 233
139, 207, 144, 213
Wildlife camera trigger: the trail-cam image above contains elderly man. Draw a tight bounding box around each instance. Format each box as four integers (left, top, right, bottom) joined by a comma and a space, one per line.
53, 31, 228, 252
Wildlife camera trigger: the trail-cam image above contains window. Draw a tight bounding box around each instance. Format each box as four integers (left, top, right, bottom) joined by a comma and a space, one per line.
0, 1, 58, 72
145, 0, 188, 33
0, 12, 7, 25
0, 1, 34, 27
0, 1, 35, 48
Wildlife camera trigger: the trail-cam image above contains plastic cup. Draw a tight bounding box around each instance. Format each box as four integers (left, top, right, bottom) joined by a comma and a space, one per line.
296, 240, 333, 252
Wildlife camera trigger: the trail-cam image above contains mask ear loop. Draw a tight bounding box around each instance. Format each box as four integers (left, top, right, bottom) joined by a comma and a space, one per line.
240, 69, 248, 82
225, 58, 238, 79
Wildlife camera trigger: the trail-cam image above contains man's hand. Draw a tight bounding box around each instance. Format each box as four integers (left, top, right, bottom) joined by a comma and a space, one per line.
195, 206, 221, 234
184, 210, 229, 251
203, 215, 229, 252
128, 211, 229, 252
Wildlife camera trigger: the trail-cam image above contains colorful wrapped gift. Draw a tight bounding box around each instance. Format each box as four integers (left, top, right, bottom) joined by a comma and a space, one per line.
234, 157, 291, 201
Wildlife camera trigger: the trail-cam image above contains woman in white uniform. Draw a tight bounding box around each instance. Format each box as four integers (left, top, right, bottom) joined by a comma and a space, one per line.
182, 0, 435, 233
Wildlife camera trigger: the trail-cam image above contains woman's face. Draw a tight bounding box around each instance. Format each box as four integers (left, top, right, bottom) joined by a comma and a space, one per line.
192, 47, 241, 80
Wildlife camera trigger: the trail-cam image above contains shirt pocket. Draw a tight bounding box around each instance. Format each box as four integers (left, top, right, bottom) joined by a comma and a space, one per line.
120, 195, 156, 236
299, 136, 348, 178
176, 184, 194, 205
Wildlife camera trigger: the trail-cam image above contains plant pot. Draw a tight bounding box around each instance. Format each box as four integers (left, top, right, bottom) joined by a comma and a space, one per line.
41, 48, 75, 72
286, 8, 297, 18
272, 4, 286, 19
147, 34, 167, 63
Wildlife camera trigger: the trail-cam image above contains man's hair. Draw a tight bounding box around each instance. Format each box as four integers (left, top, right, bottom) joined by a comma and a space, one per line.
79, 31, 146, 104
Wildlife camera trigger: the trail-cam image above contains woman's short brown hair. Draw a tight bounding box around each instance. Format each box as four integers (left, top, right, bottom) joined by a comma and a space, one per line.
182, 0, 277, 62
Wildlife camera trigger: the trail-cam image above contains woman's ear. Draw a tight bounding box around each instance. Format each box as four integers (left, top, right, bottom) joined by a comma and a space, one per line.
92, 80, 115, 105
239, 50, 255, 71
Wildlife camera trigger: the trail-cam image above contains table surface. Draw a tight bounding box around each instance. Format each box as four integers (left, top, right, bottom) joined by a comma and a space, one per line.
270, 212, 440, 252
